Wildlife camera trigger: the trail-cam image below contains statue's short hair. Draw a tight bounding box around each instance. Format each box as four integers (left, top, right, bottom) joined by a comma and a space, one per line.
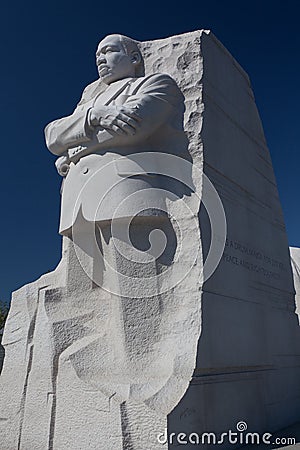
118, 34, 145, 77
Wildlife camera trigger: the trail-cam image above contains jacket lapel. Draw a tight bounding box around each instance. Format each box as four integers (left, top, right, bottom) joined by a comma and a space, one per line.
92, 78, 133, 107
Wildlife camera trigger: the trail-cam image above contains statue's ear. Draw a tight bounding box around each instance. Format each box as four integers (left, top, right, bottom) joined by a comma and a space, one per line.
131, 51, 141, 66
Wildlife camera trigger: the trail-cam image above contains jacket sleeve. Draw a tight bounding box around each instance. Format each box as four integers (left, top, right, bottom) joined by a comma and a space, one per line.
45, 74, 184, 156
44, 81, 100, 156
44, 110, 91, 156
88, 74, 184, 151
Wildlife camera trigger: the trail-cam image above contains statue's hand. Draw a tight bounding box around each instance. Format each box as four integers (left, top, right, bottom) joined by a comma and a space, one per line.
88, 105, 141, 136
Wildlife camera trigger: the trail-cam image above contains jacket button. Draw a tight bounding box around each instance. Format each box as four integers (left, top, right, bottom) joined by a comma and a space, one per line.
83, 167, 89, 174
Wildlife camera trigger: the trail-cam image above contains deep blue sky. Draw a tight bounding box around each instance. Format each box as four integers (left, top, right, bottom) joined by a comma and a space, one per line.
0, 0, 299, 301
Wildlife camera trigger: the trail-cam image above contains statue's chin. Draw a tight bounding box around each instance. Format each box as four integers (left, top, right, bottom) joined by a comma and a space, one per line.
100, 72, 127, 86
100, 75, 114, 85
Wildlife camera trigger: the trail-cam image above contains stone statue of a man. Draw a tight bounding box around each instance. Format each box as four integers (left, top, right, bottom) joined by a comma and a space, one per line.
42, 36, 197, 450
45, 34, 186, 235
0, 32, 206, 450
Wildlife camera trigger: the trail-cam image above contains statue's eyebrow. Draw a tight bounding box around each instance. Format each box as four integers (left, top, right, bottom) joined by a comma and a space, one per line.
96, 45, 106, 56
96, 44, 118, 56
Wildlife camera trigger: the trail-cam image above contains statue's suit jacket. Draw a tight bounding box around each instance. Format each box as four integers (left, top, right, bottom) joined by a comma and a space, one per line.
45, 73, 186, 235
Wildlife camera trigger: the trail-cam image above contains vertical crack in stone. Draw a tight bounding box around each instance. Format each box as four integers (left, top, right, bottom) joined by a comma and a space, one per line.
120, 402, 134, 450
47, 354, 59, 450
17, 343, 34, 450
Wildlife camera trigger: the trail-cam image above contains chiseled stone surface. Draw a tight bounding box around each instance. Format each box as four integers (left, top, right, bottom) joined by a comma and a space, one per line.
290, 247, 300, 320
0, 333, 4, 373
1, 30, 300, 450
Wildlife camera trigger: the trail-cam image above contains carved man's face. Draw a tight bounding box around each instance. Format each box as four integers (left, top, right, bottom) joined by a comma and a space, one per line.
96, 35, 137, 85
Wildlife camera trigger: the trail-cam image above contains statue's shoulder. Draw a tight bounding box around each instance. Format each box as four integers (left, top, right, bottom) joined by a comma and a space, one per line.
134, 72, 177, 84
131, 73, 180, 92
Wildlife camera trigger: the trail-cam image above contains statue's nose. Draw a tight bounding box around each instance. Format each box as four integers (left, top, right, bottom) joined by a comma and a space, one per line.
97, 55, 106, 65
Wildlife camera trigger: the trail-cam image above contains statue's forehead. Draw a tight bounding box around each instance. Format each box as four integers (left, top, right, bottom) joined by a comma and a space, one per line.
97, 35, 121, 50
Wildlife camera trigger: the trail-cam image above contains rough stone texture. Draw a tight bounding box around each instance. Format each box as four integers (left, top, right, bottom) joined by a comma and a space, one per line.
1, 30, 300, 450
0, 224, 202, 449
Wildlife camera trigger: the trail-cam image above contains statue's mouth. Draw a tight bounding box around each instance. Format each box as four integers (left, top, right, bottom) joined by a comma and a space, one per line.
98, 65, 109, 73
